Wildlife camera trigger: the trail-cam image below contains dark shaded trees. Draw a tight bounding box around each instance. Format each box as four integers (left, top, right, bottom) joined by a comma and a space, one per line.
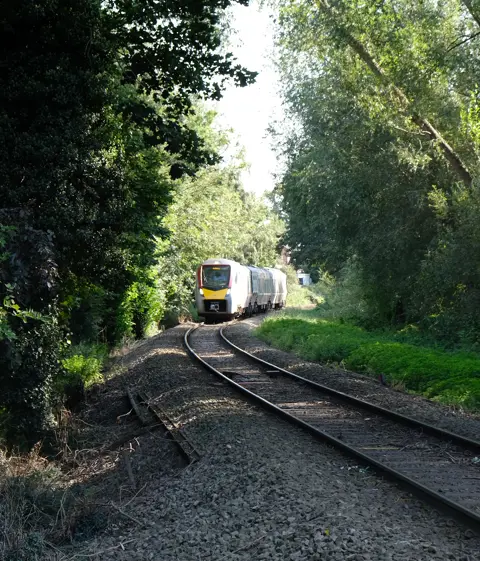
0, 0, 255, 446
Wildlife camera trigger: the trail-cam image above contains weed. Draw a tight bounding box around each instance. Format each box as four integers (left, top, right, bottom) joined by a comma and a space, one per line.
0, 432, 110, 560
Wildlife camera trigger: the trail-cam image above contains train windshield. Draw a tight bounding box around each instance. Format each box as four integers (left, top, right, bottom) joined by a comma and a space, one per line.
202, 265, 230, 290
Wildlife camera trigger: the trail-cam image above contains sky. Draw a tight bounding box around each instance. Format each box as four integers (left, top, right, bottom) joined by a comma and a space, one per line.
213, 2, 284, 195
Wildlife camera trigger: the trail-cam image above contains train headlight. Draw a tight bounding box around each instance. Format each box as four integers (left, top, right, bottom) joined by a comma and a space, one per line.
226, 289, 231, 296
199, 288, 204, 296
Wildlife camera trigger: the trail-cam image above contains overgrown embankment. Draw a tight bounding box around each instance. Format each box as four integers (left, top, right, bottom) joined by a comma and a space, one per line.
256, 310, 480, 410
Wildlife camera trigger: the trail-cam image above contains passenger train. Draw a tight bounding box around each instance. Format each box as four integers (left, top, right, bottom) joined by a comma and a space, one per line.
195, 258, 287, 322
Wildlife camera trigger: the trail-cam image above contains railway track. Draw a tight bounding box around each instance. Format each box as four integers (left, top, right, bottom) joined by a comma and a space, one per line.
185, 323, 480, 531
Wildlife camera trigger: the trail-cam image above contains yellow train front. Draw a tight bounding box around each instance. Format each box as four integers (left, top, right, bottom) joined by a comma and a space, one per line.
195, 258, 287, 323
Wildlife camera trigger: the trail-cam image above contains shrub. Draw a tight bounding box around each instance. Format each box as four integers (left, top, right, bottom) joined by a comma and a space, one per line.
0, 317, 63, 449
114, 277, 164, 343
313, 262, 373, 325
275, 265, 323, 308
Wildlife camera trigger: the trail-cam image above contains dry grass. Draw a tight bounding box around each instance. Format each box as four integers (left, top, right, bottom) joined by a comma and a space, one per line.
0, 413, 110, 561
0, 444, 53, 559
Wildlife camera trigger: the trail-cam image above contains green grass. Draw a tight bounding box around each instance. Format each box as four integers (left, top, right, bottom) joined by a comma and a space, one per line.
256, 310, 480, 410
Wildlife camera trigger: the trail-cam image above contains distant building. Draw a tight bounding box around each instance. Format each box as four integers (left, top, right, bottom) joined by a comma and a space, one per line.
297, 271, 312, 286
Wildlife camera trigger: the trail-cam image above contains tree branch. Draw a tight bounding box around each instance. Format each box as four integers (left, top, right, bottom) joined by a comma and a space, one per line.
317, 0, 472, 186
462, 0, 480, 29
446, 30, 480, 53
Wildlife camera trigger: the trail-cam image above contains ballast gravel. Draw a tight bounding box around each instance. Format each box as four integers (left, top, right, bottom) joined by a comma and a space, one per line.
224, 316, 480, 441
52, 323, 480, 561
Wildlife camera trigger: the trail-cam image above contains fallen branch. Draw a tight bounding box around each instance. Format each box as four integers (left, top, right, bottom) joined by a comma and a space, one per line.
122, 449, 136, 489
106, 424, 162, 451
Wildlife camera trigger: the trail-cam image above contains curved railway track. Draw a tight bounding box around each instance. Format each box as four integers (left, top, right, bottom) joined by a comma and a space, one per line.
185, 323, 480, 531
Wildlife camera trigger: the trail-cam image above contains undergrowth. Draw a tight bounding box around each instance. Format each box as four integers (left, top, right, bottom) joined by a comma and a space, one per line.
0, 442, 105, 560
56, 343, 108, 408
256, 310, 480, 410
286, 284, 323, 308
62, 343, 107, 387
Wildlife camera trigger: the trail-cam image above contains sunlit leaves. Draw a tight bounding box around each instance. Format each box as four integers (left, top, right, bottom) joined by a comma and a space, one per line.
157, 113, 285, 315
273, 0, 480, 326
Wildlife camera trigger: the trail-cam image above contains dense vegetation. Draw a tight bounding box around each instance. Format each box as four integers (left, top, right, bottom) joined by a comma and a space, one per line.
272, 0, 480, 347
6, 0, 480, 447
0, 0, 286, 448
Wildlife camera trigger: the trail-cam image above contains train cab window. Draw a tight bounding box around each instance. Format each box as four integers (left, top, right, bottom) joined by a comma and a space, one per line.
202, 265, 231, 289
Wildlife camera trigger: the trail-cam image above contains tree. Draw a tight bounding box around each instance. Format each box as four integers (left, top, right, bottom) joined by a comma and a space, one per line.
0, 0, 256, 446
157, 112, 284, 318
273, 0, 480, 332
315, 0, 472, 185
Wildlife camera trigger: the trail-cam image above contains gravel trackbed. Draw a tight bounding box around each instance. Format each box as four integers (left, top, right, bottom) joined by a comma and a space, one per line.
54, 323, 480, 561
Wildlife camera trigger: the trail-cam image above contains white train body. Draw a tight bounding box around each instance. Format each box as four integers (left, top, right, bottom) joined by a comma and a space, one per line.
265, 267, 288, 307
195, 258, 287, 321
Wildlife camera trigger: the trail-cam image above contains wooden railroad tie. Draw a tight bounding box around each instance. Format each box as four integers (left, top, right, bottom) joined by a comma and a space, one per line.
128, 388, 201, 465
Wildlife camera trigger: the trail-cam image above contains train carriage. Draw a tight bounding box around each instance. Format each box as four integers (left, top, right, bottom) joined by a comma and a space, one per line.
195, 258, 287, 322
265, 267, 288, 308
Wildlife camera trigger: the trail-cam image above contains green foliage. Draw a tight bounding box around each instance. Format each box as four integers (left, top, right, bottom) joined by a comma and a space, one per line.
0, 0, 256, 447
58, 344, 107, 404
62, 354, 103, 388
157, 119, 285, 322
346, 342, 480, 408
272, 0, 480, 342
279, 264, 322, 307
412, 183, 480, 345
0, 318, 63, 449
256, 313, 480, 409
114, 274, 164, 341
258, 315, 373, 362
1, 294, 46, 342
313, 261, 375, 327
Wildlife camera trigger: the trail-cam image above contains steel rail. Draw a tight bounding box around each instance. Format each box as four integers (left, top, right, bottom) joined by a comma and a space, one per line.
219, 327, 480, 452
185, 325, 480, 532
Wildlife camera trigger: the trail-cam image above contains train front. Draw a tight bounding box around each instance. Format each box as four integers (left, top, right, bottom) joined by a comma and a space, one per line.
195, 261, 234, 321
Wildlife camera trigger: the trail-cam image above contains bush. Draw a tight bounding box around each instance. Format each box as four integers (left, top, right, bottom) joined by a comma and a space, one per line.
313, 262, 373, 325
62, 344, 107, 383
410, 184, 480, 346
114, 278, 164, 343
278, 264, 323, 308
0, 317, 63, 449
